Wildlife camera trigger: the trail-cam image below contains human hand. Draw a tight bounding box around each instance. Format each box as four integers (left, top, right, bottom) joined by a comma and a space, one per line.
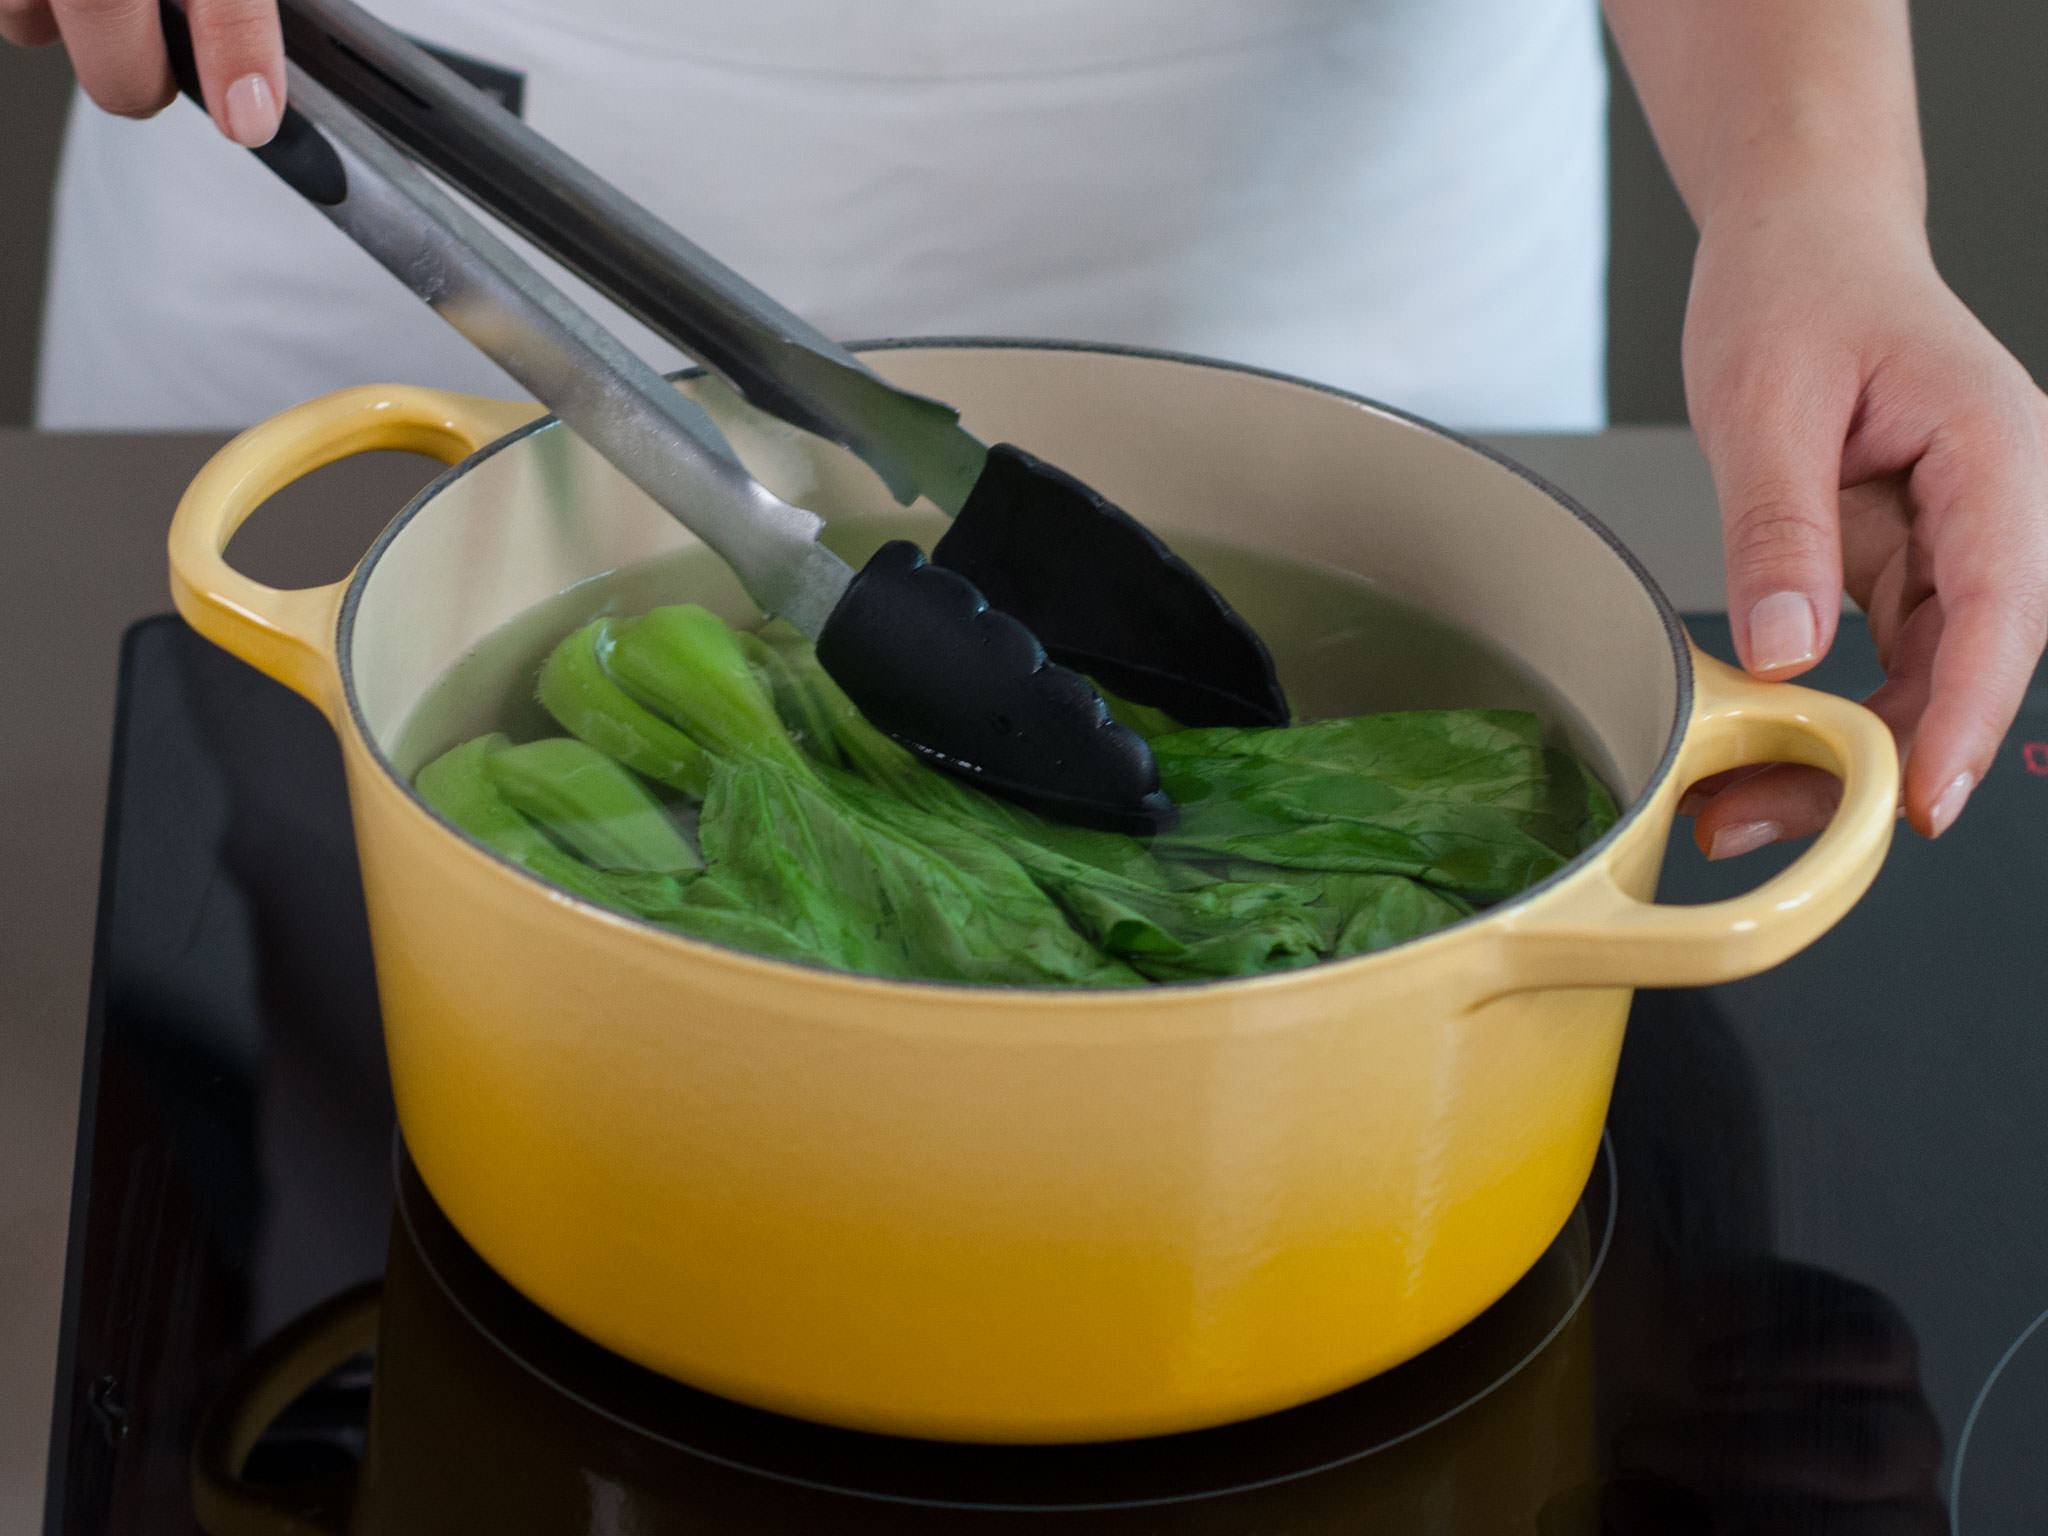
1679, 205, 2048, 857
0, 0, 283, 146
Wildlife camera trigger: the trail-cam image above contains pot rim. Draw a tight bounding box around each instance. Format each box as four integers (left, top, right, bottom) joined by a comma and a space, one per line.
335, 337, 1695, 999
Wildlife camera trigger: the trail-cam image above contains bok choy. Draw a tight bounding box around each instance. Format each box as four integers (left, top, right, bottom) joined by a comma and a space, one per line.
414, 605, 1616, 987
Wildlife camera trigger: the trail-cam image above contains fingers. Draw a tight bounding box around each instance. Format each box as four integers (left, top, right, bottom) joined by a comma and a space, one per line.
1684, 576, 1941, 855
45, 0, 282, 142
1687, 765, 1841, 858
184, 0, 283, 145
1857, 594, 1943, 771
1895, 408, 2048, 835
1836, 476, 1920, 668
0, 2, 61, 48
1695, 363, 1855, 683
1687, 565, 1957, 860
47, 0, 174, 115
1908, 590, 2041, 834
1675, 765, 1769, 817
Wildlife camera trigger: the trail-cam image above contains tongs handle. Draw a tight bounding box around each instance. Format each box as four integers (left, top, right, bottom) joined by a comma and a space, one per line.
157, 2, 854, 634
157, 1, 1175, 834
272, 0, 986, 512
263, 0, 1287, 737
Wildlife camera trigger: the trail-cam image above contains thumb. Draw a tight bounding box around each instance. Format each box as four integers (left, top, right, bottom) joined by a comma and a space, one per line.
1696, 374, 1851, 679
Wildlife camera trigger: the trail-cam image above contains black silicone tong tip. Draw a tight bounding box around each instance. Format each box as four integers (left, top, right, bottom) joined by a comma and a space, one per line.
816, 542, 1178, 837
931, 443, 1290, 730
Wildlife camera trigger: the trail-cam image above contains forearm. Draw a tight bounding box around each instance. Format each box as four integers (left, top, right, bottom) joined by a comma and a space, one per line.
1605, 0, 2048, 852
1602, 0, 1925, 241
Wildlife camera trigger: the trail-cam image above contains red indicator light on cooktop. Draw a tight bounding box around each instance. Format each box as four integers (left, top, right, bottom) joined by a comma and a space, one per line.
2024, 742, 2048, 775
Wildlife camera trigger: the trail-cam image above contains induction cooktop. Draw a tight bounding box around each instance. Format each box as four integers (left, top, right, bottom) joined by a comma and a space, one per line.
40, 614, 2048, 1534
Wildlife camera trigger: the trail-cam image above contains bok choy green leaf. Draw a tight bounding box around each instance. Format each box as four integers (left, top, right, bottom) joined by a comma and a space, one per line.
414, 605, 1616, 987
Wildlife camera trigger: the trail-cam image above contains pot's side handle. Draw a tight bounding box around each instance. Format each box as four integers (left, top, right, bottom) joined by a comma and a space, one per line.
1488, 647, 1897, 994
168, 385, 544, 719
189, 1281, 382, 1536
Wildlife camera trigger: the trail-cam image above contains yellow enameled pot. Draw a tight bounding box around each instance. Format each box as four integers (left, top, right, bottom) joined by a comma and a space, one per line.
168, 342, 1895, 1443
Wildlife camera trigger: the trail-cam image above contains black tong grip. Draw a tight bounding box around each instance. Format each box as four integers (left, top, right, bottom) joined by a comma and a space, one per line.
818, 542, 1176, 836
159, 1, 346, 205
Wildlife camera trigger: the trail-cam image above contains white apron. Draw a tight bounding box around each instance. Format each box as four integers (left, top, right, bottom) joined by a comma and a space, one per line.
36, 0, 1607, 432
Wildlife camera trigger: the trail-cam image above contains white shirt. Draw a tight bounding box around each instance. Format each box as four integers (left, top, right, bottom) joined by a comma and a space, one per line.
36, 0, 1607, 432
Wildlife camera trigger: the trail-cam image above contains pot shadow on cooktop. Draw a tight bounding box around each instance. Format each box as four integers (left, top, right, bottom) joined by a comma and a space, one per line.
1599, 989, 1949, 1536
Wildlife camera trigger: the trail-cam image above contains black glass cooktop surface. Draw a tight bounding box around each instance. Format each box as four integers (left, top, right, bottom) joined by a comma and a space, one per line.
42, 613, 2048, 1535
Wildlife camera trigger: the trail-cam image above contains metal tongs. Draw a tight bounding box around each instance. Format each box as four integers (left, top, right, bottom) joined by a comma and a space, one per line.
160, 0, 1288, 835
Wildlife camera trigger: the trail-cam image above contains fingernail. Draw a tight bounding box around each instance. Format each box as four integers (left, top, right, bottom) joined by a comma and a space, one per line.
1708, 819, 1782, 861
224, 73, 280, 147
1747, 590, 1818, 673
1929, 772, 1975, 837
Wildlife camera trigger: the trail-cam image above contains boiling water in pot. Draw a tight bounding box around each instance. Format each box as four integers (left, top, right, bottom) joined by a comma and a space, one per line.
392, 516, 1606, 776
390, 518, 1618, 986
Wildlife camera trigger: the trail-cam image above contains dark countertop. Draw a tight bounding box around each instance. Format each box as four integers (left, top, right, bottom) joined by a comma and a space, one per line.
0, 424, 1723, 1530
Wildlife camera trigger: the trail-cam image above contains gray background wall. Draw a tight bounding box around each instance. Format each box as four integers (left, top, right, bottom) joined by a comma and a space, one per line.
1, 9, 2043, 428
0, 43, 73, 427
1606, 2, 2048, 425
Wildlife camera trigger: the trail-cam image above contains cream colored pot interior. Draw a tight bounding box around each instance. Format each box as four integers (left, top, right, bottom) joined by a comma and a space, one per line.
347, 344, 1681, 798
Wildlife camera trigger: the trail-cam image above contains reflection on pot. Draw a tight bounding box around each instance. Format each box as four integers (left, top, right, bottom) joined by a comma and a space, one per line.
1602, 1258, 1948, 1535
193, 988, 1954, 1535
194, 1143, 1609, 1534
1599, 989, 1950, 1536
